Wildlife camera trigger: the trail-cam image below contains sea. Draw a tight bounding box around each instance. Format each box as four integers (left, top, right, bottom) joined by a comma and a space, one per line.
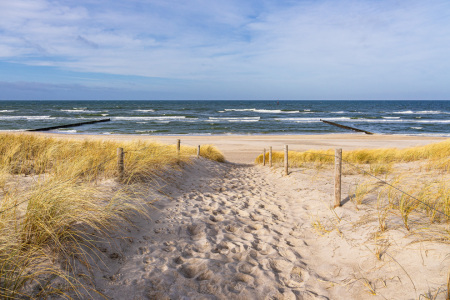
0, 100, 449, 136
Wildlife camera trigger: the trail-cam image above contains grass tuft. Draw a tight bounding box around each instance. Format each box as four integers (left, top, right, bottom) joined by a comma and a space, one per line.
255, 139, 450, 171
0, 133, 225, 297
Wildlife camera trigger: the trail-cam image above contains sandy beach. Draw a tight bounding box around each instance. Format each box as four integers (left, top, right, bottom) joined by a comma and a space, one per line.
8, 132, 450, 299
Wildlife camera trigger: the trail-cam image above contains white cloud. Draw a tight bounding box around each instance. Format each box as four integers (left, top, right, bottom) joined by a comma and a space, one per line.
0, 0, 450, 99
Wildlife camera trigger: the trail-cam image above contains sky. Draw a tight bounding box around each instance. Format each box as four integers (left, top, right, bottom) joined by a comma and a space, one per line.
0, 0, 450, 100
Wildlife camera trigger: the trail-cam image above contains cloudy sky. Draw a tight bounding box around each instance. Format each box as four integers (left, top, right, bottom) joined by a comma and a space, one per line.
0, 0, 449, 100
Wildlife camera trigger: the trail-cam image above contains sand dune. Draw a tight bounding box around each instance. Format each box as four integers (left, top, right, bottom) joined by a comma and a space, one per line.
6, 132, 448, 298
78, 157, 449, 299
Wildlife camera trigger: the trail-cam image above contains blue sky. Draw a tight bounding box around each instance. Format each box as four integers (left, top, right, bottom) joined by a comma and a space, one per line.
0, 0, 449, 100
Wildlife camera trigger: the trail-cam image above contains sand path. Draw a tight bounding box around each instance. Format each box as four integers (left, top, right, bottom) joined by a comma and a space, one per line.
87, 158, 450, 300
90, 160, 335, 300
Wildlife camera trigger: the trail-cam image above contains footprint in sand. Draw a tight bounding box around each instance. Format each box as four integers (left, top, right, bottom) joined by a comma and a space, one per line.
210, 214, 225, 222
233, 273, 254, 285
225, 224, 238, 233
212, 240, 231, 255
179, 260, 207, 279
252, 240, 272, 255
249, 212, 263, 222
285, 237, 305, 247
238, 262, 256, 275
281, 266, 310, 289
269, 258, 293, 274
187, 223, 206, 241
276, 246, 297, 262
138, 246, 151, 255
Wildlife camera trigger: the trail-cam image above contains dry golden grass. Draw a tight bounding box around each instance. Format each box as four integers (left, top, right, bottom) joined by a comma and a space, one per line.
0, 133, 225, 298
0, 134, 225, 181
255, 139, 450, 172
256, 139, 450, 233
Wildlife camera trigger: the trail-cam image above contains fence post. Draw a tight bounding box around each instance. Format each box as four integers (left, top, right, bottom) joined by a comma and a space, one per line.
284, 145, 289, 176
334, 148, 342, 208
263, 148, 266, 166
117, 147, 124, 181
269, 146, 272, 167
197, 145, 201, 158
177, 139, 181, 156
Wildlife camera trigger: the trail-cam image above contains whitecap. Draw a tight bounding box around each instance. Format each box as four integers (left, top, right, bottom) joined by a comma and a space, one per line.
224, 109, 256, 112
208, 117, 260, 123
393, 110, 446, 115
61, 109, 86, 113
0, 115, 56, 120
417, 120, 450, 124
114, 116, 191, 121
276, 117, 350, 122
393, 110, 415, 114
223, 109, 299, 113
61, 109, 103, 113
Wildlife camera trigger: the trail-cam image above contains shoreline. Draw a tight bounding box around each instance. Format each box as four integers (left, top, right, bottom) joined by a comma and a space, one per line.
5, 131, 448, 163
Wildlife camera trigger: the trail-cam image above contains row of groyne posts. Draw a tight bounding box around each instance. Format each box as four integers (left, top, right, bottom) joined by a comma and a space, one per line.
261, 146, 343, 208
115, 139, 200, 181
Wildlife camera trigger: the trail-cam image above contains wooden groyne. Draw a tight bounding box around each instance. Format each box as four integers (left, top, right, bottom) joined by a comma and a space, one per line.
27, 118, 111, 132
320, 119, 373, 135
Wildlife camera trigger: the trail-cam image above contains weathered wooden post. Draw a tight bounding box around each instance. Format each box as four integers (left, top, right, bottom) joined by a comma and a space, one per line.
284, 145, 289, 176
263, 148, 266, 166
117, 147, 124, 181
334, 148, 342, 208
269, 146, 272, 167
197, 145, 201, 158
177, 139, 181, 156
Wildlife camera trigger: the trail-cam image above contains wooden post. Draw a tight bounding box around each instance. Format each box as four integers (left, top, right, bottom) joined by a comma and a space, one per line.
263, 148, 266, 166
197, 145, 201, 158
334, 148, 342, 208
284, 145, 289, 176
177, 139, 181, 156
117, 147, 124, 181
269, 146, 272, 167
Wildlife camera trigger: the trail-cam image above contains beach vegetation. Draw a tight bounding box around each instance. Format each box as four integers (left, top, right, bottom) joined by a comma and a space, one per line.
257, 140, 450, 233
255, 139, 450, 171
350, 180, 371, 206
0, 133, 224, 298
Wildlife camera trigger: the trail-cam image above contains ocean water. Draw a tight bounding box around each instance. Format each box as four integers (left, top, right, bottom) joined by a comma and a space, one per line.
0, 100, 449, 136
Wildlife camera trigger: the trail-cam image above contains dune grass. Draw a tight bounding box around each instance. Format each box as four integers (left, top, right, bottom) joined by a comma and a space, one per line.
256, 139, 450, 230
255, 139, 450, 172
0, 133, 225, 298
0, 134, 225, 181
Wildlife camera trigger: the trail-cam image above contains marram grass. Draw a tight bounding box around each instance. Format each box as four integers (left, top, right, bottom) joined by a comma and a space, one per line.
0, 133, 225, 181
255, 139, 450, 171
256, 140, 450, 229
0, 133, 225, 298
